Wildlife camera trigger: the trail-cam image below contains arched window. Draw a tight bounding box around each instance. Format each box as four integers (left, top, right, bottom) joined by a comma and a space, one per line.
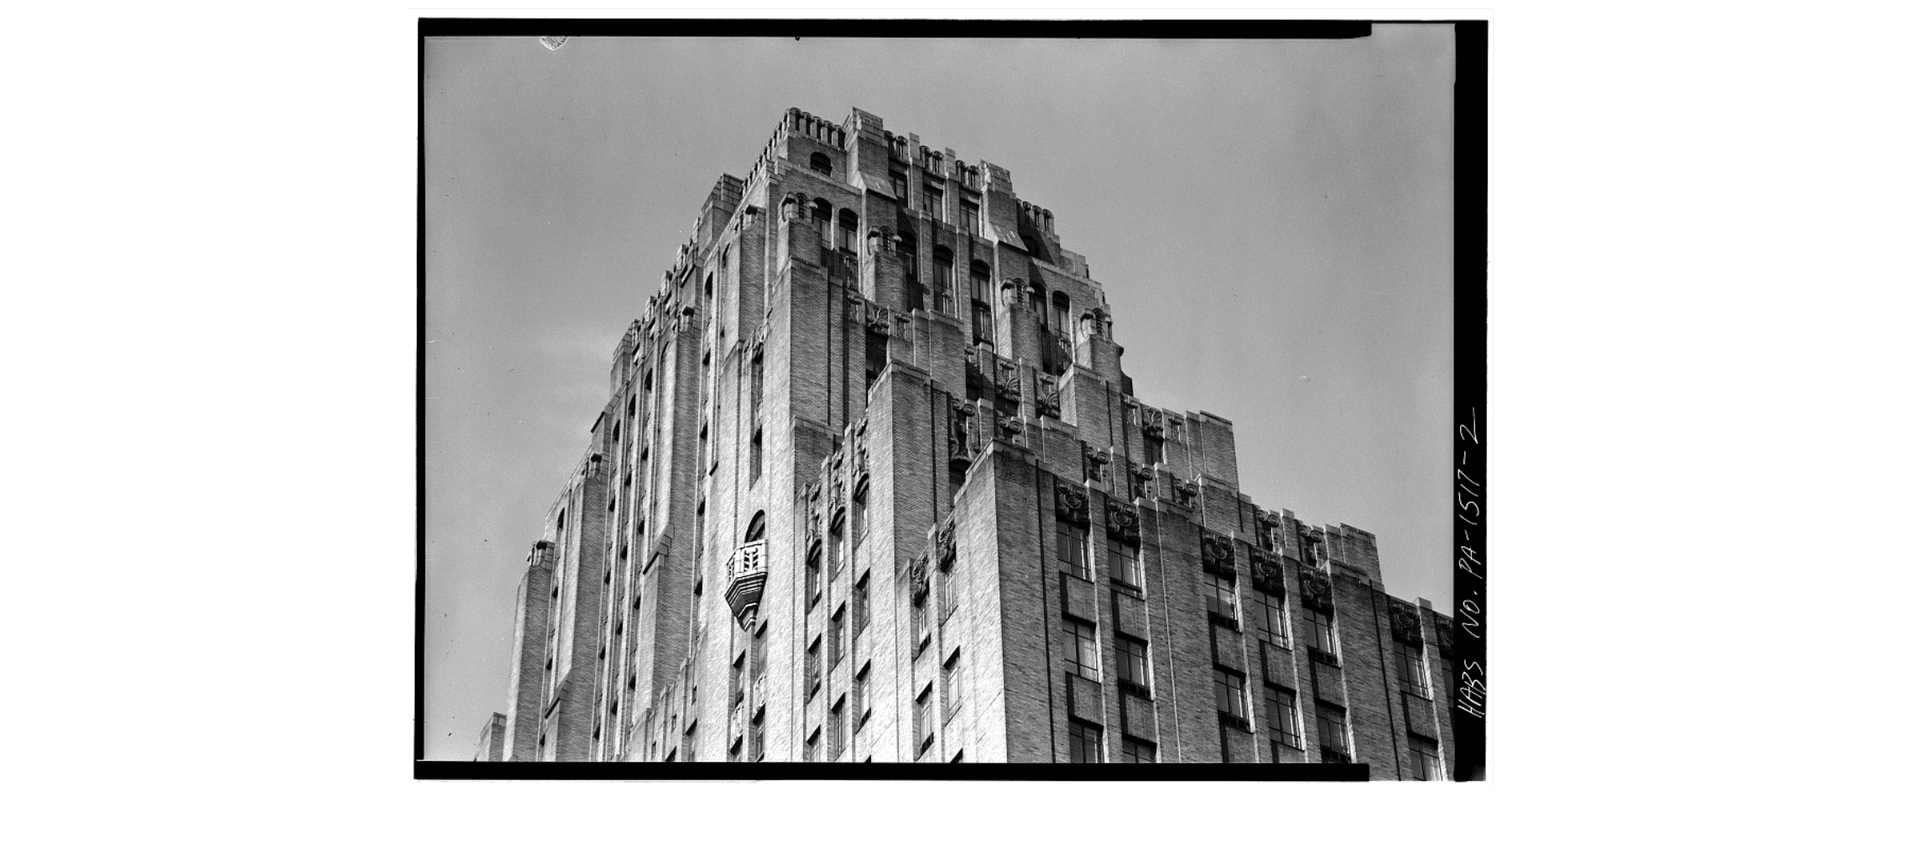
897, 232, 918, 281
836, 209, 858, 251
811, 199, 832, 236
809, 152, 833, 176
745, 511, 767, 543
932, 246, 955, 314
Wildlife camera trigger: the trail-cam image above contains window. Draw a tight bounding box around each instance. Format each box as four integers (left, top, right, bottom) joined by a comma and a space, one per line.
924, 182, 945, 219
804, 727, 821, 762
1066, 620, 1100, 680
932, 247, 955, 314
962, 197, 981, 234
852, 489, 867, 543
805, 546, 822, 608
1315, 703, 1350, 761
1068, 720, 1103, 763
730, 655, 746, 706
1206, 572, 1238, 623
805, 637, 822, 696
853, 573, 870, 636
890, 171, 908, 202
940, 569, 958, 622
943, 650, 962, 719
1116, 635, 1150, 696
1303, 608, 1338, 661
865, 330, 888, 392
831, 522, 846, 582
969, 262, 994, 346
749, 429, 763, 485
1411, 735, 1443, 780
836, 209, 858, 250
1143, 435, 1163, 466
1214, 668, 1248, 726
1396, 641, 1431, 699
897, 233, 918, 280
1057, 521, 1090, 582
809, 152, 832, 176
830, 697, 848, 760
810, 198, 831, 236
1050, 292, 1071, 335
1265, 686, 1302, 751
1106, 536, 1140, 590
1119, 737, 1156, 763
854, 663, 871, 726
829, 607, 846, 668
915, 686, 934, 755
1252, 590, 1288, 646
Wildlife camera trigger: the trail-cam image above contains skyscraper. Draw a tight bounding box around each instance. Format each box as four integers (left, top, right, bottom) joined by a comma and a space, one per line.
484, 107, 1456, 775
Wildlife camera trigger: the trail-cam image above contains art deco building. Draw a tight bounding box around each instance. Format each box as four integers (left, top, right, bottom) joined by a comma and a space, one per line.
482, 107, 1457, 776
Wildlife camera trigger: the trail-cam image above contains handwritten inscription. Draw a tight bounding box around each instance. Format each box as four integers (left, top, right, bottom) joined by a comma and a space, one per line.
1454, 406, 1486, 720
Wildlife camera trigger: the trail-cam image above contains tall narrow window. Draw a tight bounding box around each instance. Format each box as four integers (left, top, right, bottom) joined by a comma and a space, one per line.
890, 171, 908, 202
924, 182, 944, 220
1106, 536, 1140, 590
1396, 641, 1430, 699
1411, 735, 1443, 780
749, 429, 763, 485
1057, 521, 1090, 582
1143, 435, 1163, 466
932, 246, 955, 315
854, 663, 871, 726
749, 354, 764, 421
865, 331, 888, 392
1116, 635, 1150, 696
898, 233, 918, 281
962, 197, 981, 234
1066, 620, 1100, 680
805, 636, 821, 696
830, 521, 846, 583
1051, 292, 1071, 335
1315, 703, 1350, 762
1068, 720, 1103, 763
1252, 590, 1288, 646
811, 198, 831, 237
852, 489, 867, 544
914, 686, 934, 756
940, 569, 958, 622
1206, 572, 1238, 623
1214, 668, 1248, 727
805, 546, 821, 609
942, 650, 962, 719
1265, 686, 1302, 752
829, 697, 847, 760
968, 262, 994, 347
836, 209, 858, 251
853, 572, 870, 636
1304, 608, 1338, 662
829, 607, 846, 668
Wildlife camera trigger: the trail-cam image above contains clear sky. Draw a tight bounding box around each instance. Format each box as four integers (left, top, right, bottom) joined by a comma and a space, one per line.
424, 27, 1455, 760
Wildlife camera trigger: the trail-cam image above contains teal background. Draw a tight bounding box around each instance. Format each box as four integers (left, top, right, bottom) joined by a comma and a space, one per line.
7, 3, 1912, 860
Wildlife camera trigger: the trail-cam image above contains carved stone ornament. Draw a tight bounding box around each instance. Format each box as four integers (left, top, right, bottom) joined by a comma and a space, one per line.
1300, 573, 1334, 612
1170, 477, 1198, 509
1200, 529, 1236, 576
908, 555, 931, 605
1131, 465, 1157, 500
1037, 373, 1061, 418
1105, 500, 1140, 545
1249, 548, 1284, 592
999, 278, 1026, 308
1390, 604, 1424, 646
865, 301, 891, 336
1140, 406, 1166, 439
867, 227, 895, 255
996, 415, 1025, 444
936, 520, 957, 572
995, 358, 1021, 402
781, 192, 807, 221
1435, 621, 1454, 657
1055, 484, 1090, 526
1085, 446, 1110, 483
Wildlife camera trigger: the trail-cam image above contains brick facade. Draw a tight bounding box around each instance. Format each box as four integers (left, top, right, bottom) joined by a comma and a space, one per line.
492, 107, 1455, 776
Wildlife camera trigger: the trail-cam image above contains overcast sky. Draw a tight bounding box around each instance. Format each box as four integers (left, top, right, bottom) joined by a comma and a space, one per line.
424, 27, 1456, 760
